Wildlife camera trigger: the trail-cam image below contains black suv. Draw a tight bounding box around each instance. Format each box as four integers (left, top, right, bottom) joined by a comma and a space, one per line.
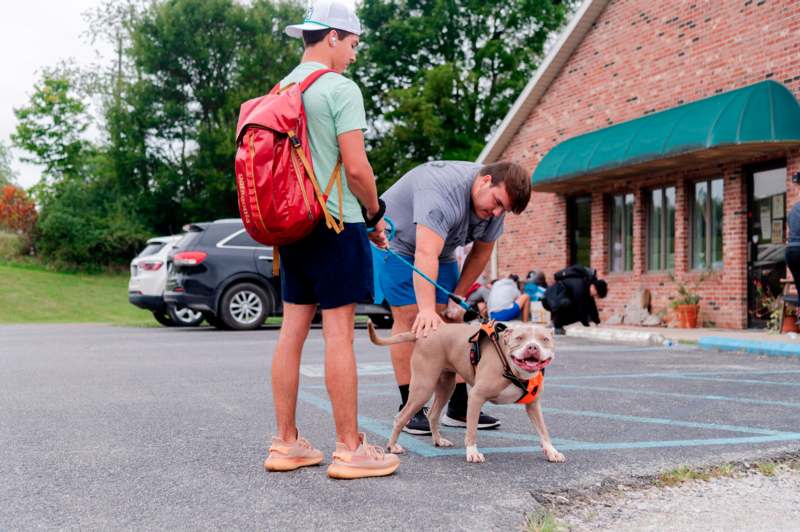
164, 219, 392, 330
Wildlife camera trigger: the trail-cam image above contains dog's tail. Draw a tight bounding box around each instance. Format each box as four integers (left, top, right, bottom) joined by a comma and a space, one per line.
367, 320, 417, 346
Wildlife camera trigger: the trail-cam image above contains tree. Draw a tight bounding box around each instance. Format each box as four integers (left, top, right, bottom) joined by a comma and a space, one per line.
129, 0, 304, 224
0, 185, 37, 235
0, 141, 17, 186
355, 0, 573, 188
11, 65, 94, 183
0, 184, 38, 253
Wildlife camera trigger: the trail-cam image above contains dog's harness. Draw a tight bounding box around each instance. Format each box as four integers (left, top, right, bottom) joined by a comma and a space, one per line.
468, 321, 545, 405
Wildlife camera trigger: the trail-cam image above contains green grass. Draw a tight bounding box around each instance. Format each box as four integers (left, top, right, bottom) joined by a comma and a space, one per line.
657, 463, 740, 487
525, 510, 564, 532
757, 461, 777, 477
657, 466, 713, 486
0, 263, 154, 326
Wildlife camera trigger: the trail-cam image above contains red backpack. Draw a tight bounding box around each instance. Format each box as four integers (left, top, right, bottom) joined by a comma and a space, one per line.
234, 69, 344, 248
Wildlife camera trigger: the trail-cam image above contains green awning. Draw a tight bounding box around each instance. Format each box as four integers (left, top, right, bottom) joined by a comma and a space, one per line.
532, 81, 800, 192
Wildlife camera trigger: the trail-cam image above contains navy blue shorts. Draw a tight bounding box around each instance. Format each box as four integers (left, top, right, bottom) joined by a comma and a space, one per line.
279, 221, 373, 309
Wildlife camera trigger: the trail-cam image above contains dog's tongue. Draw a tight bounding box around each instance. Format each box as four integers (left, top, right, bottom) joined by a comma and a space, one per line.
517, 356, 551, 372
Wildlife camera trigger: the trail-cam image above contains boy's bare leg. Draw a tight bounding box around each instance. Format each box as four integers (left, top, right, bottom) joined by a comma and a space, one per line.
322, 303, 360, 450
271, 302, 316, 442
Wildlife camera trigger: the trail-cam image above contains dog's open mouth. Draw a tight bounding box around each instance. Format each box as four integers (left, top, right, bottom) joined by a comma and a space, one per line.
511, 354, 552, 372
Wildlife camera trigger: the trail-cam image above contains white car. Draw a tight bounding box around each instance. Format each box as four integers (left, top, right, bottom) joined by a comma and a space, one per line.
128, 235, 204, 327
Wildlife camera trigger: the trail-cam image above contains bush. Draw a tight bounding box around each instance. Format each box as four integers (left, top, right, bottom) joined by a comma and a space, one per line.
0, 185, 37, 254
0, 231, 26, 260
34, 180, 150, 269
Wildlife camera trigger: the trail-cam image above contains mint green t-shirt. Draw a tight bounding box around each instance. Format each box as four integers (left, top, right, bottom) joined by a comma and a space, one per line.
280, 62, 368, 224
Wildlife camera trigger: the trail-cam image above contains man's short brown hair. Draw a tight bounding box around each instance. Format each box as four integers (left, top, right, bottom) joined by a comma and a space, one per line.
480, 161, 531, 214
302, 28, 354, 47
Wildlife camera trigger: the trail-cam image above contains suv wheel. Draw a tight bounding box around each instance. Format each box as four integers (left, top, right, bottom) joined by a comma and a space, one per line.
220, 283, 271, 330
202, 311, 227, 329
152, 311, 175, 327
168, 304, 204, 327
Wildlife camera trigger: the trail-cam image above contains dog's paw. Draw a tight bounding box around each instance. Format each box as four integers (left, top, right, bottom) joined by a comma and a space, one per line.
433, 436, 453, 448
465, 445, 485, 463
543, 445, 565, 463
387, 443, 406, 454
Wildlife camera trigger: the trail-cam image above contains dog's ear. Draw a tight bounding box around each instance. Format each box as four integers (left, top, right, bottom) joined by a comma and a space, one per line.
499, 326, 512, 344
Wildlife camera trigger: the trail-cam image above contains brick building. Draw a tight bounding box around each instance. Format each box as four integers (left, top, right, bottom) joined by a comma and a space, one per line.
480, 0, 800, 328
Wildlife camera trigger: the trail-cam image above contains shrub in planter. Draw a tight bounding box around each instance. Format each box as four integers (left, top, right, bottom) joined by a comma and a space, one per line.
669, 274, 706, 328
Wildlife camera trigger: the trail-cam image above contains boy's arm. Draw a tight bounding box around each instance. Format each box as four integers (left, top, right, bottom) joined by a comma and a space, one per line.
338, 130, 386, 247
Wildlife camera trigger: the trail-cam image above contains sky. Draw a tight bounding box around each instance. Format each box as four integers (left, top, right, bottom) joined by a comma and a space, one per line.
0, 0, 108, 189
0, 0, 361, 191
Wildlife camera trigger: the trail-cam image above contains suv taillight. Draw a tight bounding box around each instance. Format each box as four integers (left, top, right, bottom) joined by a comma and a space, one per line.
138, 261, 163, 271
174, 251, 208, 266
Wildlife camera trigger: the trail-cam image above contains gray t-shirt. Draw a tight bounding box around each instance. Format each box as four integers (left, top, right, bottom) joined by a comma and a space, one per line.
380, 161, 505, 262
487, 278, 520, 313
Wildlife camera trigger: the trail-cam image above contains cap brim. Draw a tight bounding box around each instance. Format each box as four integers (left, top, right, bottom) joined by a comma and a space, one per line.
285, 22, 329, 38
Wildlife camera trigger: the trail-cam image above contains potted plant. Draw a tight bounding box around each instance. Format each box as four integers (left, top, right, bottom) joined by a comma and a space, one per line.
752, 280, 793, 333
669, 274, 706, 328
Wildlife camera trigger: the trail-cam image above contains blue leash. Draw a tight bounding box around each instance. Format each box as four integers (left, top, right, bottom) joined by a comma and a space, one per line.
369, 217, 480, 322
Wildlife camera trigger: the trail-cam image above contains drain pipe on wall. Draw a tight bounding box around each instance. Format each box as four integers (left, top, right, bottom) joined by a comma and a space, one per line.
490, 243, 499, 279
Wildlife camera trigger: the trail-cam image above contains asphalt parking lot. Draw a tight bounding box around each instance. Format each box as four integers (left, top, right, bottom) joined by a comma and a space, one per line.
2, 323, 799, 530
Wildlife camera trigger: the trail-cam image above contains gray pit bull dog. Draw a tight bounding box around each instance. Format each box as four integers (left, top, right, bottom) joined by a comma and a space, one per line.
367, 321, 565, 464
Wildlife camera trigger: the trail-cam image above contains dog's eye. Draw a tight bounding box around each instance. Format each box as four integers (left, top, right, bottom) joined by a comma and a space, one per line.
542, 337, 550, 344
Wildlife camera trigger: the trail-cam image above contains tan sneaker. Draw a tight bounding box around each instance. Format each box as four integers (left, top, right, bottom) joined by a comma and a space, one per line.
263, 433, 324, 472
327, 433, 400, 480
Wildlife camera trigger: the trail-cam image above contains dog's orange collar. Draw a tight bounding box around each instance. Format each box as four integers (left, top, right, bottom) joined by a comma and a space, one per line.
515, 369, 544, 404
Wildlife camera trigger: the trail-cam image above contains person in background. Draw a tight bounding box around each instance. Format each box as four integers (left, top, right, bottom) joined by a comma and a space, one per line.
785, 198, 800, 325
487, 274, 531, 322
524, 271, 547, 301
543, 265, 608, 334
466, 277, 494, 319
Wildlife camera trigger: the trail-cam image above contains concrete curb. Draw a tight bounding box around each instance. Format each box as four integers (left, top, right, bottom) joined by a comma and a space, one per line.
697, 336, 800, 358
564, 326, 667, 346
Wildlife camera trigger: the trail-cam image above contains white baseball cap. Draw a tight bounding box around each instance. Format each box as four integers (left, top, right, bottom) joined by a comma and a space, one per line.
285, 0, 362, 39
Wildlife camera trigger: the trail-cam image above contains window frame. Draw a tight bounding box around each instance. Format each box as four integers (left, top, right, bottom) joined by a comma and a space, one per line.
646, 185, 676, 271
689, 177, 724, 271
608, 192, 634, 272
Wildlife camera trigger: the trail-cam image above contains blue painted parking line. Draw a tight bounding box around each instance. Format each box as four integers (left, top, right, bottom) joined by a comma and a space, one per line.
548, 383, 800, 409
298, 391, 441, 456
550, 373, 800, 388
494, 406, 793, 436
416, 432, 800, 456
296, 388, 800, 457
698, 336, 800, 358
348, 388, 792, 436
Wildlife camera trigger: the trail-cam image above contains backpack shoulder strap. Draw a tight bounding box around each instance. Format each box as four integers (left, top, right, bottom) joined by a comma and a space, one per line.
299, 69, 337, 92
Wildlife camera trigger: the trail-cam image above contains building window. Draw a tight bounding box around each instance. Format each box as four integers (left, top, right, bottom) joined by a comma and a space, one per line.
568, 196, 592, 267
647, 186, 676, 271
609, 193, 634, 272
691, 178, 724, 270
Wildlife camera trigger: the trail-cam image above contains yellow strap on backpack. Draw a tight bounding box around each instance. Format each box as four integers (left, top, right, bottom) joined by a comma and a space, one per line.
287, 131, 344, 234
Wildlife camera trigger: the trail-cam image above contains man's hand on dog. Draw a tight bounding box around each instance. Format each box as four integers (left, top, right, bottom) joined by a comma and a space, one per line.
443, 299, 465, 322
412, 308, 443, 338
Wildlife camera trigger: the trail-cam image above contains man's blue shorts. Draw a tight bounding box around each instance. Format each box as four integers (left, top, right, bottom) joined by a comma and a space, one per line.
490, 302, 521, 321
279, 220, 373, 310
378, 252, 459, 307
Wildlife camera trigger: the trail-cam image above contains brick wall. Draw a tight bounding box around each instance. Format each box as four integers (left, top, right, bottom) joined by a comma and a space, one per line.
498, 0, 800, 328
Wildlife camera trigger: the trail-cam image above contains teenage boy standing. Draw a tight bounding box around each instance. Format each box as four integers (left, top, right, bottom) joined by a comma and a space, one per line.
263, 0, 398, 480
